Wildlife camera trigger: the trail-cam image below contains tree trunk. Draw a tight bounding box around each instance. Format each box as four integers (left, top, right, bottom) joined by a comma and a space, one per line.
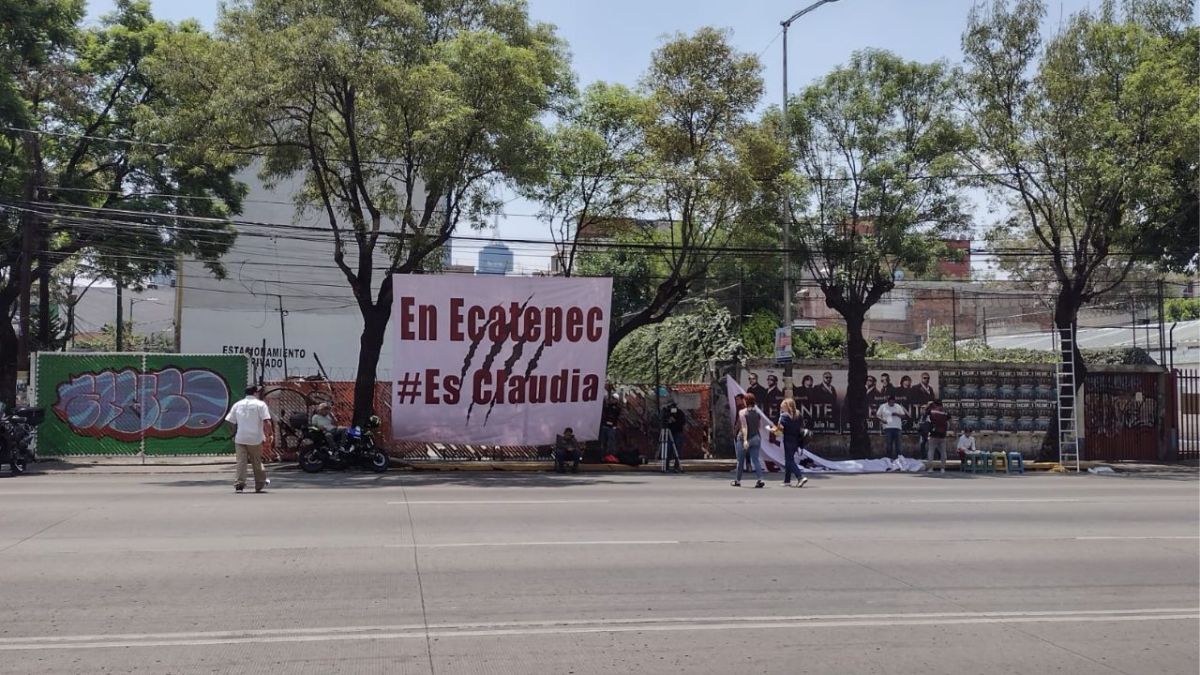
352, 305, 389, 426
844, 312, 872, 458
0, 301, 18, 409
37, 238, 50, 348
115, 280, 124, 352
1044, 288, 1087, 461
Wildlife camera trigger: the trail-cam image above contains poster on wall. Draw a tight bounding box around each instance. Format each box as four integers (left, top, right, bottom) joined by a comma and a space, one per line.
737, 367, 940, 432
390, 275, 612, 445
35, 353, 249, 456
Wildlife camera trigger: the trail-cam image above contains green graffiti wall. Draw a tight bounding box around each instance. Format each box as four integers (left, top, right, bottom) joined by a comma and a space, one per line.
35, 353, 249, 456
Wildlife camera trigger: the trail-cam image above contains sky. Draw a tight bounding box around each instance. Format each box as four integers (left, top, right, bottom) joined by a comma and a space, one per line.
85, 0, 1102, 271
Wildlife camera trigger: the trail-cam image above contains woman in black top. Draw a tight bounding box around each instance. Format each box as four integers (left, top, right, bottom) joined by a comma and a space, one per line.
777, 398, 810, 488
734, 392, 770, 488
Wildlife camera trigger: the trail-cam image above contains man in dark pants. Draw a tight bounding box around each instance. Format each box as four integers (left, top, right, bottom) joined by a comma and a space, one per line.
554, 428, 581, 474
599, 395, 621, 460
663, 401, 685, 473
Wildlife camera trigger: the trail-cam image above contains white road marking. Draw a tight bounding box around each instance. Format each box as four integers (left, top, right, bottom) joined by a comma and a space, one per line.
385, 539, 679, 549
1074, 536, 1200, 541
909, 498, 1083, 503
1, 608, 1194, 651
388, 499, 611, 505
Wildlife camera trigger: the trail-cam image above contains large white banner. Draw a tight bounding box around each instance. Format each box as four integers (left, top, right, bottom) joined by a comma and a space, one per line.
391, 275, 612, 445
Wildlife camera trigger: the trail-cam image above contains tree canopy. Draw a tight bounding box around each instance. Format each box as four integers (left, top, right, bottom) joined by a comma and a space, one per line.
786, 48, 971, 454
149, 0, 572, 421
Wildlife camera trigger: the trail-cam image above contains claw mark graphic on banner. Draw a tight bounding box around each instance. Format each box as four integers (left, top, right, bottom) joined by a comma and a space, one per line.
52, 367, 232, 442
483, 294, 537, 424
392, 277, 612, 446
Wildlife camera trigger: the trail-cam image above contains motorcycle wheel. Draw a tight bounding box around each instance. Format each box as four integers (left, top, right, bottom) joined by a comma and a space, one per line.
11, 451, 28, 476
298, 442, 326, 473
370, 450, 389, 473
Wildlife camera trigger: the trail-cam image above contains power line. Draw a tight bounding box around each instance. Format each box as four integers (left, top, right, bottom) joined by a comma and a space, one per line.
4, 124, 1069, 186
7, 199, 1195, 263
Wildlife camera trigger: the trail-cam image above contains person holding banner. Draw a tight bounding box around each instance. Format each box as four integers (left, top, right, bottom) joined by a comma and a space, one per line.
733, 393, 770, 488
777, 399, 810, 488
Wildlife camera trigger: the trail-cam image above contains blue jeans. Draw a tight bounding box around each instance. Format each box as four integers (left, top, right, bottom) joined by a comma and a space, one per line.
784, 444, 805, 483
599, 426, 617, 455
884, 428, 902, 458
736, 435, 764, 483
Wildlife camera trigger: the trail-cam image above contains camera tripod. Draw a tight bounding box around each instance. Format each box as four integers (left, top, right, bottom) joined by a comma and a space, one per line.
658, 427, 682, 473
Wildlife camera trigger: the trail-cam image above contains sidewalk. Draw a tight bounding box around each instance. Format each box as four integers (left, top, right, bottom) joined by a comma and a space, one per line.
25, 456, 1198, 475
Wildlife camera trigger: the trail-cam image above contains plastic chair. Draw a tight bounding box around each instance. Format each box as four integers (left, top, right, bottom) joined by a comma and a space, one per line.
991, 451, 1007, 473
1006, 451, 1024, 474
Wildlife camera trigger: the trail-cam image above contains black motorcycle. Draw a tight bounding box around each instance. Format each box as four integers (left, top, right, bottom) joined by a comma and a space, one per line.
296, 414, 388, 473
1, 405, 42, 476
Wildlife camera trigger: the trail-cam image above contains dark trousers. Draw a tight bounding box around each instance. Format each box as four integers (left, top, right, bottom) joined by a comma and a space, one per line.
668, 430, 683, 470
884, 428, 902, 459
784, 443, 806, 483
554, 448, 579, 473
599, 426, 617, 455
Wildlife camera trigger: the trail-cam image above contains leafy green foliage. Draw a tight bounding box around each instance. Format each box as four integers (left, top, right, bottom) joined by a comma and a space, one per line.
962, 0, 1198, 384
523, 82, 649, 276
736, 310, 778, 358
0, 0, 242, 405
1165, 297, 1200, 321
73, 321, 173, 352
787, 48, 969, 452
148, 0, 572, 421
608, 302, 745, 384
528, 28, 785, 352
793, 326, 850, 360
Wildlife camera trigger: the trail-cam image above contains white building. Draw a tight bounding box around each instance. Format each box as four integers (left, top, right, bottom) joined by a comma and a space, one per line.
179, 169, 415, 381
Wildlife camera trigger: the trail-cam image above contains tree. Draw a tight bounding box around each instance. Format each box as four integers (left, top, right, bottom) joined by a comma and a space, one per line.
0, 0, 241, 407
962, 0, 1198, 393
150, 0, 572, 423
607, 301, 744, 384
524, 82, 648, 277
530, 28, 783, 353
786, 50, 970, 455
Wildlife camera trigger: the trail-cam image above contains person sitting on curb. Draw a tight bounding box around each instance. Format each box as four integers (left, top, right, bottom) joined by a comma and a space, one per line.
554, 427, 581, 474
956, 427, 977, 465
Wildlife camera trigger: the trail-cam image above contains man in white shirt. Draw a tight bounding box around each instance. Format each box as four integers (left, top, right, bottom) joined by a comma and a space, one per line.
875, 395, 908, 459
956, 427, 977, 465
225, 386, 273, 493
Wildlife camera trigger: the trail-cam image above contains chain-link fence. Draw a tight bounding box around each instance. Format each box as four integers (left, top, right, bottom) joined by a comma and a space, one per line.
33, 352, 249, 456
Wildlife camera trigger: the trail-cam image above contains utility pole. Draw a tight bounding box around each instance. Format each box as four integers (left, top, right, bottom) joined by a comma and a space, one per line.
781, 0, 841, 385
16, 129, 41, 375
276, 294, 289, 380
951, 288, 958, 361
115, 278, 124, 352
174, 250, 184, 353
1157, 280, 1166, 367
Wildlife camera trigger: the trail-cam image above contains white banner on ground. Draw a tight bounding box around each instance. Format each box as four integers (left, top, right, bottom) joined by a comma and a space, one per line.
723, 376, 924, 473
391, 275, 612, 445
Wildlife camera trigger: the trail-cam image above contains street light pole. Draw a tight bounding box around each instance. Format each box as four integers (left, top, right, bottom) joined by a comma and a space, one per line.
780, 0, 841, 331
129, 297, 159, 351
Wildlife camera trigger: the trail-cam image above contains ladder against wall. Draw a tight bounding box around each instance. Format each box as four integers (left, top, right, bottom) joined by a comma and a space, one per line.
1056, 326, 1080, 472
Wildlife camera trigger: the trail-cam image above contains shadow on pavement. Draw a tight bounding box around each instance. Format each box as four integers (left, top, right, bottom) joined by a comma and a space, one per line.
160, 470, 650, 490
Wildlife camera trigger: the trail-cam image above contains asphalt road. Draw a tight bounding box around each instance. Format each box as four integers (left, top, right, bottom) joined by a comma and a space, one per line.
0, 467, 1196, 674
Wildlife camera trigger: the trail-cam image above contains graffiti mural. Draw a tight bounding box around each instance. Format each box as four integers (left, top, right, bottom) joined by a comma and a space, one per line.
35, 353, 249, 456
53, 367, 231, 442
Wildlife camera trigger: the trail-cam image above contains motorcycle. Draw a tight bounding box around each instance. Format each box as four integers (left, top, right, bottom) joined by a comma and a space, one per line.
0, 404, 42, 476
296, 414, 388, 473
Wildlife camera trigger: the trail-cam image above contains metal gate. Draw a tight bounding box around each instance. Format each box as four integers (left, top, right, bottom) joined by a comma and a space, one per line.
1174, 369, 1200, 461
1083, 371, 1164, 461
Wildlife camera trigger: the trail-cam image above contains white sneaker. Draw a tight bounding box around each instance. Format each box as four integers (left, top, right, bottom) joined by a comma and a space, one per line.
798, 477, 809, 488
